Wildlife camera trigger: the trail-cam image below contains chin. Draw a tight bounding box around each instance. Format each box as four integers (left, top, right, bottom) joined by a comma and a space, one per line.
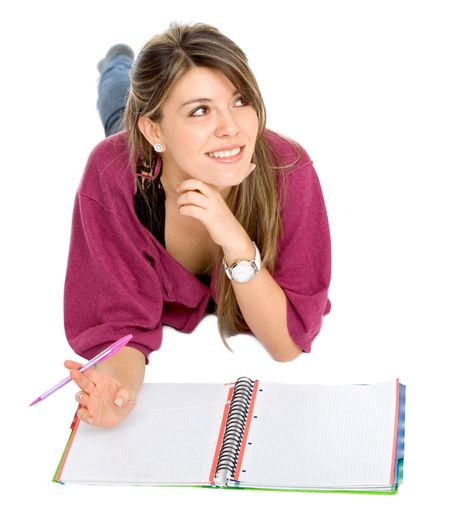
209, 177, 246, 190
206, 166, 253, 188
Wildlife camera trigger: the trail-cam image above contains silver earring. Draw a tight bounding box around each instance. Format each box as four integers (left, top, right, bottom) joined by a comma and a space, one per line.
153, 143, 163, 153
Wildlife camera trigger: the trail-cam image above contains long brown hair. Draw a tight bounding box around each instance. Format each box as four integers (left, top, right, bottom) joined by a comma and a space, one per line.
124, 22, 301, 350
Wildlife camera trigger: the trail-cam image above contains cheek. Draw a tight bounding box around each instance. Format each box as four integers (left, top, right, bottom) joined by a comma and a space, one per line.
167, 127, 203, 161
246, 110, 260, 142
168, 125, 189, 145
183, 128, 207, 155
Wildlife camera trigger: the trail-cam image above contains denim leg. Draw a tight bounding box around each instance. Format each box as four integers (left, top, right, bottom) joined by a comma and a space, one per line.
97, 55, 133, 137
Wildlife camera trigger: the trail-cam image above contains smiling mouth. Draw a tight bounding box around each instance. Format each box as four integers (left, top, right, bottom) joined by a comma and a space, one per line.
206, 146, 243, 158
206, 146, 244, 161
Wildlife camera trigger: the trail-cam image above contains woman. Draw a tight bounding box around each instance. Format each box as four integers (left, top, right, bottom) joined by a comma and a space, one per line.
64, 22, 332, 427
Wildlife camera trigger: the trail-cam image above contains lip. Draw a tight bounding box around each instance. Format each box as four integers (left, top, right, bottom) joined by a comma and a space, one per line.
205, 145, 245, 164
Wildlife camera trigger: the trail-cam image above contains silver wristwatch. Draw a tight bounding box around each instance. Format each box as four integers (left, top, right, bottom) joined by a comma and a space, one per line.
223, 242, 261, 283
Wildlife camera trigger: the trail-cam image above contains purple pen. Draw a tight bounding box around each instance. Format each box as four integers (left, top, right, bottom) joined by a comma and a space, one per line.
29, 334, 134, 406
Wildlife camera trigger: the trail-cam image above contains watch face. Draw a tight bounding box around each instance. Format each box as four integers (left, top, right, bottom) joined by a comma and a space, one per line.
231, 261, 255, 283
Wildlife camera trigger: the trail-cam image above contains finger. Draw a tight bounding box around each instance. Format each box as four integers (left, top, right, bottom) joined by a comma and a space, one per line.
64, 360, 83, 370
64, 359, 103, 385
82, 365, 107, 385
70, 368, 96, 395
176, 179, 211, 195
178, 204, 207, 220
176, 190, 209, 209
113, 387, 132, 408
75, 390, 90, 408
77, 407, 94, 425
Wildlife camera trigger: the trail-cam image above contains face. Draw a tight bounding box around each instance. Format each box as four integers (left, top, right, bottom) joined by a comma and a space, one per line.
141, 66, 259, 192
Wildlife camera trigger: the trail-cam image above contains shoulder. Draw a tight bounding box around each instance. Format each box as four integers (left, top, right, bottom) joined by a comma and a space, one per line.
263, 129, 326, 218
77, 131, 134, 201
264, 128, 320, 205
263, 128, 313, 173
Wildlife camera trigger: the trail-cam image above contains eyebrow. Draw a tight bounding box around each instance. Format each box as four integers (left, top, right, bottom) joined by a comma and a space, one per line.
180, 89, 240, 109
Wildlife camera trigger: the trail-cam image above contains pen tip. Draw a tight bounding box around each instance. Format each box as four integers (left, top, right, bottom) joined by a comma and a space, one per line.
29, 398, 40, 407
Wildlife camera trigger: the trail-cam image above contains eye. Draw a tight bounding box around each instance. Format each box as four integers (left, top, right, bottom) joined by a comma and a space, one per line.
235, 96, 248, 106
190, 105, 210, 117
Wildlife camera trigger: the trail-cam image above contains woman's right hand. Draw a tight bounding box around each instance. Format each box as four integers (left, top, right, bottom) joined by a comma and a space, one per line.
64, 360, 137, 428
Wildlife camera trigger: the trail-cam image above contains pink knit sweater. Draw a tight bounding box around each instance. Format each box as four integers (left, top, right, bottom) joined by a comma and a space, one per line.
63, 129, 331, 362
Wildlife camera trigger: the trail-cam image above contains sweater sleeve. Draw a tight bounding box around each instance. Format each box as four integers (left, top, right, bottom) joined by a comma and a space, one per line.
272, 157, 332, 353
63, 192, 163, 364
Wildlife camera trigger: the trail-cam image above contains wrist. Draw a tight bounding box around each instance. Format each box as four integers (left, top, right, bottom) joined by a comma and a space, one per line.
222, 236, 255, 267
222, 239, 262, 284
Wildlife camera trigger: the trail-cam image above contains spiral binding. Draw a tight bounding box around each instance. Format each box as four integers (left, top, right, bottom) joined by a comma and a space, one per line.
214, 377, 255, 484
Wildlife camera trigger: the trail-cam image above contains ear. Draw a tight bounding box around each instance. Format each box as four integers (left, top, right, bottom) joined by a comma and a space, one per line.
138, 116, 164, 146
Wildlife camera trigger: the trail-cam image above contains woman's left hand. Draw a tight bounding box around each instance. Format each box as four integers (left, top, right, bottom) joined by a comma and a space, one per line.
175, 169, 255, 248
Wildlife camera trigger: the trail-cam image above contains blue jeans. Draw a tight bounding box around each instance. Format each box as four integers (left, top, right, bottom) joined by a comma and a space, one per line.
97, 55, 133, 137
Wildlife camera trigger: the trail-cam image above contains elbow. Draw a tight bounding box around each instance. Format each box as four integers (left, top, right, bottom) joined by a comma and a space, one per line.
269, 336, 303, 362
271, 349, 303, 362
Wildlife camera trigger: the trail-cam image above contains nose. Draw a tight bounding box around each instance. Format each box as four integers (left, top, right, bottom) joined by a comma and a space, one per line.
214, 107, 239, 138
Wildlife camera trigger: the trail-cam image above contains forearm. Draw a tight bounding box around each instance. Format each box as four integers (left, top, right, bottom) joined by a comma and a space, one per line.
222, 238, 302, 362
95, 346, 146, 392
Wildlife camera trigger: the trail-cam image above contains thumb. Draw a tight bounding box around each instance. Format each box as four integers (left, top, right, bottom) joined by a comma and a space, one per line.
64, 360, 83, 370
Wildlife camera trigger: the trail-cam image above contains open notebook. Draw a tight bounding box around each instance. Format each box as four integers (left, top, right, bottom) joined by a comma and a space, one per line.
54, 378, 405, 493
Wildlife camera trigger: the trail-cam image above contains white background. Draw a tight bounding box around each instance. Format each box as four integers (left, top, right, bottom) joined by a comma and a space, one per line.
1, 0, 449, 513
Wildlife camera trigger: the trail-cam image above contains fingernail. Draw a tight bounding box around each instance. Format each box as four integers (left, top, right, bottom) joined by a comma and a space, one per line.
87, 417, 93, 425
114, 398, 124, 407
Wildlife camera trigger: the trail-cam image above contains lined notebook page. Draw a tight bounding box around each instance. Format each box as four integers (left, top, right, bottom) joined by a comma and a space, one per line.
61, 383, 229, 485
238, 380, 397, 489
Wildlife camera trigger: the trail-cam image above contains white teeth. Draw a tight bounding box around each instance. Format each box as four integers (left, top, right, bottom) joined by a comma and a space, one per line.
208, 146, 241, 158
